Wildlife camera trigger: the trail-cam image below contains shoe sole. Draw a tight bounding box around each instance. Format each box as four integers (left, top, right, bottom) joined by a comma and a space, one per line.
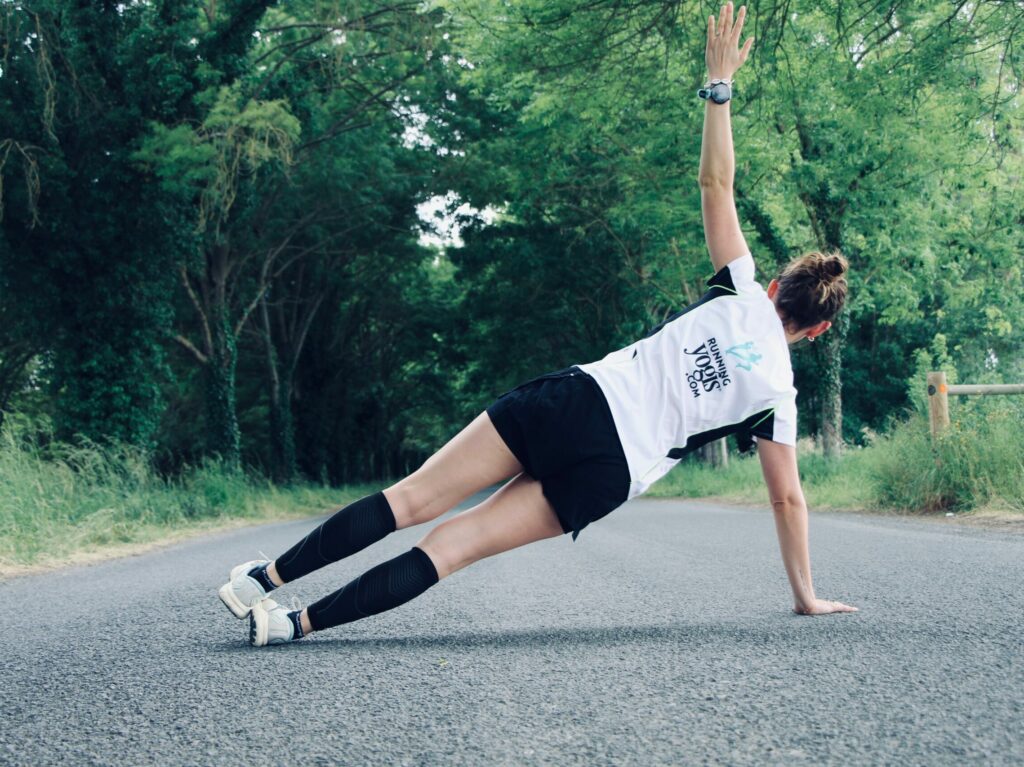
249, 602, 268, 646
218, 561, 269, 620
218, 582, 252, 619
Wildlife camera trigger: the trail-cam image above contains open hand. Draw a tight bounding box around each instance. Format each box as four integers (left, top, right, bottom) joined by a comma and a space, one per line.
795, 598, 859, 615
706, 2, 755, 81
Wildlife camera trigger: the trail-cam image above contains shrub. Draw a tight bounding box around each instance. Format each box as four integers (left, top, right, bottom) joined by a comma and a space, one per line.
648, 399, 1024, 515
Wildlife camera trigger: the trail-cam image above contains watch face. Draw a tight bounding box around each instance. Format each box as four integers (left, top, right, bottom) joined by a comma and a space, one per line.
711, 83, 731, 104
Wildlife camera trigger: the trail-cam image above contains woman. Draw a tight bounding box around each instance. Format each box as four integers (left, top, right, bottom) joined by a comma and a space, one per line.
219, 2, 858, 647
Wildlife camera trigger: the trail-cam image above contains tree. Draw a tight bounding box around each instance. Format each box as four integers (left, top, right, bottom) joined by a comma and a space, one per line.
0, 1, 199, 449
439, 0, 1024, 453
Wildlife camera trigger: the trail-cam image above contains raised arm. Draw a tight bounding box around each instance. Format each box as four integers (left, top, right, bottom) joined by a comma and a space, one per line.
698, 3, 754, 272
757, 438, 858, 615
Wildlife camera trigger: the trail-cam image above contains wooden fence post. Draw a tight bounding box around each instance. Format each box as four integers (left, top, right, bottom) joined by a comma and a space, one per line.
927, 371, 950, 438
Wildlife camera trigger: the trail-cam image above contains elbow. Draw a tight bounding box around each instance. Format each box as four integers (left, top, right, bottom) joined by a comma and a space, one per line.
698, 175, 733, 193
770, 496, 807, 516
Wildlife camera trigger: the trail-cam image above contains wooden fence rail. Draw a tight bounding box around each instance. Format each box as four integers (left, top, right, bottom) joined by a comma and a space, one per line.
926, 371, 1024, 438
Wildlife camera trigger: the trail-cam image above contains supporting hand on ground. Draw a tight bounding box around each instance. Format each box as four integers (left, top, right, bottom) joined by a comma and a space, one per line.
795, 598, 859, 615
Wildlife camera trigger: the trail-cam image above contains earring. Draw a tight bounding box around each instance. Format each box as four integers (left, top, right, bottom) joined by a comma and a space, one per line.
807, 336, 815, 343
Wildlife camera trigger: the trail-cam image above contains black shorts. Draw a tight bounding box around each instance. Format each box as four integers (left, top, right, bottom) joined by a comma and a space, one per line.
485, 366, 631, 540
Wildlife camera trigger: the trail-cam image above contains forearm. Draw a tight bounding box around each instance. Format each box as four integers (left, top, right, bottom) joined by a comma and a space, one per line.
772, 501, 817, 609
698, 99, 735, 188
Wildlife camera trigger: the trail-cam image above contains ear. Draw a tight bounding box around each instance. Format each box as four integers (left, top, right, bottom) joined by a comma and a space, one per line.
766, 278, 779, 299
807, 320, 832, 340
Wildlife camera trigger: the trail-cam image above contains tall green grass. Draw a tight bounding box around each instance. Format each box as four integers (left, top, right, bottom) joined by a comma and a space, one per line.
649, 404, 1024, 514
4, 395, 1020, 571
868, 400, 1024, 513
0, 418, 376, 570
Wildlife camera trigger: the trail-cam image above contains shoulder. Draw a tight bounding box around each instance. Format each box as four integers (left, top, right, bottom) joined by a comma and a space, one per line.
752, 392, 798, 447
707, 253, 761, 295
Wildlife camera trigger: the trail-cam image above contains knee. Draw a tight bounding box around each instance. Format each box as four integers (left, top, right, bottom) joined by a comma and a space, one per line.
383, 477, 445, 529
416, 521, 474, 580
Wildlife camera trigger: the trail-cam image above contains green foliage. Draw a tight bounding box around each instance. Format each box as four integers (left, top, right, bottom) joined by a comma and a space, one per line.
648, 441, 878, 510
133, 83, 301, 239
443, 0, 1024, 448
869, 400, 1024, 513
2, 0, 1022, 506
0, 1, 196, 448
0, 414, 377, 568
649, 403, 1024, 514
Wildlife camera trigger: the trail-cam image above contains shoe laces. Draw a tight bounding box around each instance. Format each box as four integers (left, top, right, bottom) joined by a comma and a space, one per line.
263, 595, 303, 614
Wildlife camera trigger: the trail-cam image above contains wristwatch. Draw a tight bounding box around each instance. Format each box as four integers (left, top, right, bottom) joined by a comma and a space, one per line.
698, 79, 732, 104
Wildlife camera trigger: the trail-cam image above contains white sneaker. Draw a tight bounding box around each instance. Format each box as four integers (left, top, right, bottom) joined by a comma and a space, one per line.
249, 597, 302, 647
217, 559, 272, 619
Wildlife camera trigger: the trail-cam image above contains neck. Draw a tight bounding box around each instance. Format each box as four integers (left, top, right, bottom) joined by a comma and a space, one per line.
775, 308, 806, 346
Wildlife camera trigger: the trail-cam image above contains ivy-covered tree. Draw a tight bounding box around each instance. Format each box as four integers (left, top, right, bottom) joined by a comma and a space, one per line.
0, 1, 203, 449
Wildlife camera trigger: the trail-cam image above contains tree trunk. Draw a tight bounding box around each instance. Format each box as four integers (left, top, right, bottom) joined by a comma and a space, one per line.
268, 373, 298, 484
260, 295, 297, 484
204, 308, 241, 469
816, 309, 848, 458
701, 438, 729, 468
279, 377, 297, 481
792, 114, 849, 459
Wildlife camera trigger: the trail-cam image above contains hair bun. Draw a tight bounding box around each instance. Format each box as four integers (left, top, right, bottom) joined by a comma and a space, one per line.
776, 249, 849, 329
817, 251, 848, 282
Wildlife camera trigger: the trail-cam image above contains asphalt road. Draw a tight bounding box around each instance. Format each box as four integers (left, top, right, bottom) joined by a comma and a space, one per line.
2, 496, 1022, 766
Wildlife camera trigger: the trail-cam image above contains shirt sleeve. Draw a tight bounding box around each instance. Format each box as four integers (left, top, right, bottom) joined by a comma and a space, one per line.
751, 393, 798, 447
707, 253, 761, 295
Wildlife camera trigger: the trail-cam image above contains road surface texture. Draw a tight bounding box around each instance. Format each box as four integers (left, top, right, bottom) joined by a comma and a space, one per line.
2, 496, 1022, 766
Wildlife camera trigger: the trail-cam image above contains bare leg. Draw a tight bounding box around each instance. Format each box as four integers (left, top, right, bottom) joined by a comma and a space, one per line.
266, 411, 522, 586
416, 472, 564, 578
297, 472, 563, 635
382, 411, 524, 529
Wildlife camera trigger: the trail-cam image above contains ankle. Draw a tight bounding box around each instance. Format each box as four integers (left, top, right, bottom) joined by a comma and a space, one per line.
267, 561, 286, 588
300, 608, 314, 636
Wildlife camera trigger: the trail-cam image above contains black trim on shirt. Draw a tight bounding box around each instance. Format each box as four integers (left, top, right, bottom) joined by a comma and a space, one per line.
749, 409, 776, 441
666, 407, 775, 460
641, 262, 738, 340
706, 261, 738, 292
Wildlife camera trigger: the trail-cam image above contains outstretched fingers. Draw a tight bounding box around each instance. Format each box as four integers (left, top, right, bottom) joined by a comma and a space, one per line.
794, 598, 861, 615
739, 35, 755, 64
705, 2, 755, 78
731, 5, 746, 46
831, 601, 860, 613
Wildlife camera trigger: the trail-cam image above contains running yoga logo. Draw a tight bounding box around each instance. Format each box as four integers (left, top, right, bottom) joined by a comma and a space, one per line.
725, 341, 763, 372
683, 337, 731, 398
683, 338, 763, 398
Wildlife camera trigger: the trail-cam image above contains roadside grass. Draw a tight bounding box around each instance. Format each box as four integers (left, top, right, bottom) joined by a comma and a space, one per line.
646, 446, 879, 511
648, 409, 1024, 515
0, 423, 377, 572
4, 400, 1021, 573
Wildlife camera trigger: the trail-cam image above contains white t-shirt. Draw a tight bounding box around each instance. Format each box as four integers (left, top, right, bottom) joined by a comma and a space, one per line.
577, 254, 797, 499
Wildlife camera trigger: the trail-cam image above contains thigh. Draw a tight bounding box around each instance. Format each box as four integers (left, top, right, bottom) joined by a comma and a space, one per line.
384, 411, 524, 529
415, 472, 564, 579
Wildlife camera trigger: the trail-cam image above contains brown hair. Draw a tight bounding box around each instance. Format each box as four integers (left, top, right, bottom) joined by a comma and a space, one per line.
774, 250, 849, 331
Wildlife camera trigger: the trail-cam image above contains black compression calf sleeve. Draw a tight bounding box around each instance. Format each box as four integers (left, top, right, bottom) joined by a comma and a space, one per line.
306, 547, 439, 632
274, 491, 397, 583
